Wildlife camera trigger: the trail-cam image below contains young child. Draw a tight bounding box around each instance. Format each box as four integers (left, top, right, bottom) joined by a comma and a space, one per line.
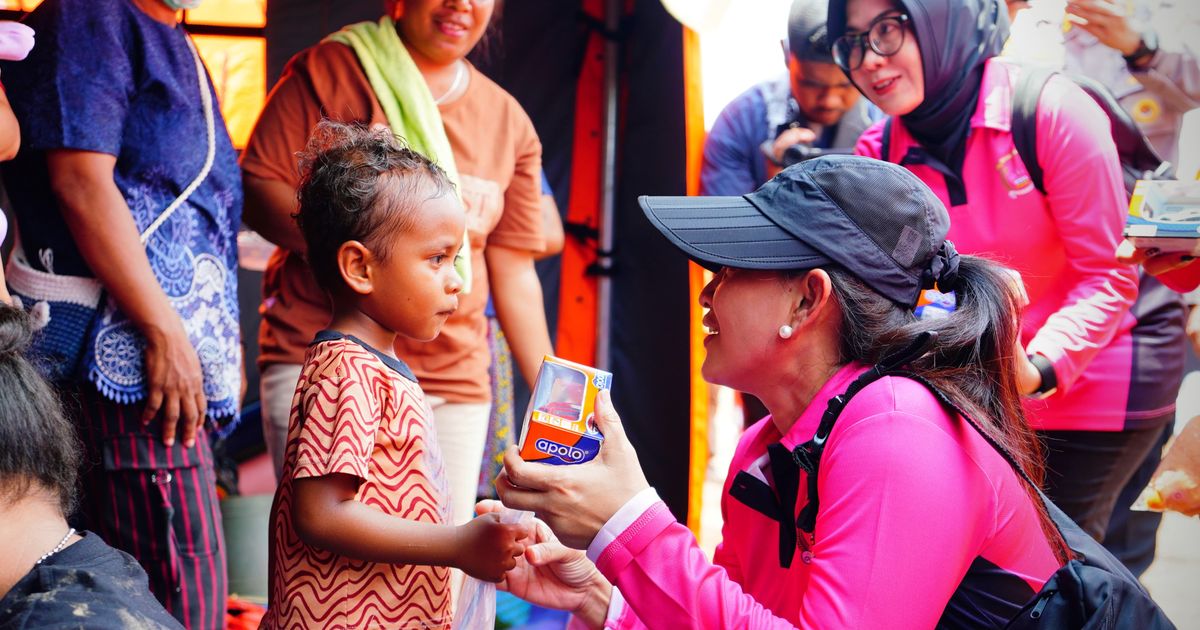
263, 121, 530, 629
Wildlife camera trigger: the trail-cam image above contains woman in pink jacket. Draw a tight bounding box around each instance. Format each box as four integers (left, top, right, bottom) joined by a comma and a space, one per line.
826, 0, 1186, 546
489, 156, 1065, 628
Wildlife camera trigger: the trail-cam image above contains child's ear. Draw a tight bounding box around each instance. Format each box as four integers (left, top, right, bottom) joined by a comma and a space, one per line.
337, 241, 375, 296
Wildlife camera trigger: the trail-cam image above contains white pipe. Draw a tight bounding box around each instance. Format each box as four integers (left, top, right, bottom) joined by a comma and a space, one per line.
595, 0, 621, 370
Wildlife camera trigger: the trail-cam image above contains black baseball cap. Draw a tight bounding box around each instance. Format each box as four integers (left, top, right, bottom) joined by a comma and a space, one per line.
639, 155, 954, 308
788, 0, 835, 63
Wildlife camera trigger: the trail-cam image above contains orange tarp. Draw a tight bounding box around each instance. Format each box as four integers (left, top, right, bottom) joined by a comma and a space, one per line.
193, 34, 265, 148
683, 24, 709, 537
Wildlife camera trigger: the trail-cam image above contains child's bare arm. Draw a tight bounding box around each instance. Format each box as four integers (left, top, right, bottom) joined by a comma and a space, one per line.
534, 191, 564, 261
242, 174, 307, 253
292, 472, 530, 582
488, 245, 553, 386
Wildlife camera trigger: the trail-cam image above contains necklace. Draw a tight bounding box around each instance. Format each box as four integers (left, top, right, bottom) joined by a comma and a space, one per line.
433, 61, 466, 105
35, 528, 75, 566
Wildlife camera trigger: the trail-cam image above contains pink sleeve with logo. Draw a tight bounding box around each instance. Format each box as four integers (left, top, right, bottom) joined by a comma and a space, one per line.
1020, 75, 1138, 392
593, 400, 1049, 628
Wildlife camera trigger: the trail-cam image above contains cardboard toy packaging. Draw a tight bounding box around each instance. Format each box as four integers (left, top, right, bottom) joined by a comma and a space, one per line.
517, 356, 612, 465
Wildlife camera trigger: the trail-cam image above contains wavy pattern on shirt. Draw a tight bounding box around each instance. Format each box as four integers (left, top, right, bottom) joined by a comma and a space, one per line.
264, 338, 453, 629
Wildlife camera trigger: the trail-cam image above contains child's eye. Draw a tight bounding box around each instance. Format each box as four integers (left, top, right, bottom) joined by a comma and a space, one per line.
431, 254, 447, 265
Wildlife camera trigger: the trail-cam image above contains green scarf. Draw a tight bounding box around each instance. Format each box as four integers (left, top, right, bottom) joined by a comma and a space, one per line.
327, 16, 471, 292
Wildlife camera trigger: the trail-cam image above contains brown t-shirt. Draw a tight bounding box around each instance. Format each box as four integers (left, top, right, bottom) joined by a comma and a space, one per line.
242, 40, 544, 403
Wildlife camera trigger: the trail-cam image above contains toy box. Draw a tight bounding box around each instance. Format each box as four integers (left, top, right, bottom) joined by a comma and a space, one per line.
517, 356, 612, 465
1124, 180, 1200, 255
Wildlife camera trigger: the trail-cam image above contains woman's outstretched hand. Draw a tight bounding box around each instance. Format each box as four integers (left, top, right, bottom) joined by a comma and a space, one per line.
1116, 239, 1197, 279
476, 500, 613, 629
495, 390, 650, 550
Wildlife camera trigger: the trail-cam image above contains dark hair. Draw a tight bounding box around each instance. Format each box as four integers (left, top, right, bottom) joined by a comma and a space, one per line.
823, 257, 1068, 560
0, 305, 80, 515
295, 120, 454, 292
467, 0, 505, 66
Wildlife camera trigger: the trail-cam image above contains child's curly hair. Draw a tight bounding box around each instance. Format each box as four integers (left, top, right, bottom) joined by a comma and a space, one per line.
295, 120, 455, 292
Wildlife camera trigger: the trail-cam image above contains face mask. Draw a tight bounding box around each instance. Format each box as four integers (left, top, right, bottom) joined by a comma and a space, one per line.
162, 0, 204, 9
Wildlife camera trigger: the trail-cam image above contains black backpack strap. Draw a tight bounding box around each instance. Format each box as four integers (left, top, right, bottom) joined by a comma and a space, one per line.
880, 117, 894, 163
792, 331, 938, 533
1068, 72, 1174, 192
1011, 66, 1054, 196
789, 330, 1074, 549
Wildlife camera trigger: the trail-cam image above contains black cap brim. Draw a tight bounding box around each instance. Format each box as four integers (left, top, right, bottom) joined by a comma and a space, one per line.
639, 194, 833, 272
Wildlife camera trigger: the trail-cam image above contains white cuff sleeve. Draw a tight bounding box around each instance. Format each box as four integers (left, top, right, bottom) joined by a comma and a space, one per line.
586, 487, 661, 563
604, 585, 626, 626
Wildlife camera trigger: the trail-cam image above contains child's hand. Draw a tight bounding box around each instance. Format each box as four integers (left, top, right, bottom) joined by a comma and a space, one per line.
453, 512, 531, 582
477, 500, 612, 628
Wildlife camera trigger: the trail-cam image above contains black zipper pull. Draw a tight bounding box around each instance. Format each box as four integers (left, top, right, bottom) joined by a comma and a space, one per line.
1030, 591, 1055, 619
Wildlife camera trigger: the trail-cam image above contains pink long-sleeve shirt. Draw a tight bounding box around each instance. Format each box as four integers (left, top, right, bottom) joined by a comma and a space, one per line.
586, 364, 1059, 629
856, 58, 1140, 432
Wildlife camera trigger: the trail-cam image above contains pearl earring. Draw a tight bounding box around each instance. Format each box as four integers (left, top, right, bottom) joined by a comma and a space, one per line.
778, 325, 794, 339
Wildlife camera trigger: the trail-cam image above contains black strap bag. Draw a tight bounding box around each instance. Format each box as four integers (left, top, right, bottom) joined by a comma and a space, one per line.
790, 333, 1175, 629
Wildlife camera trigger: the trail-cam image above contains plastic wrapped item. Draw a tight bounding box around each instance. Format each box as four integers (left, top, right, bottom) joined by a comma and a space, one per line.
452, 507, 533, 629
0, 21, 35, 62
1132, 416, 1200, 516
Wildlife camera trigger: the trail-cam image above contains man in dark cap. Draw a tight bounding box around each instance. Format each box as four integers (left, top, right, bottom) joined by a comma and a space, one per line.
699, 0, 878, 197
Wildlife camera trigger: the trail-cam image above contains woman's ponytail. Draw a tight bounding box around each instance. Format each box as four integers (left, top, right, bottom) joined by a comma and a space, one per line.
828, 256, 1068, 560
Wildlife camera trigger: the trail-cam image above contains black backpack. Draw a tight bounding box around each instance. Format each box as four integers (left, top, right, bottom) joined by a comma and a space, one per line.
1009, 66, 1175, 196
789, 333, 1176, 629
1005, 66, 1189, 439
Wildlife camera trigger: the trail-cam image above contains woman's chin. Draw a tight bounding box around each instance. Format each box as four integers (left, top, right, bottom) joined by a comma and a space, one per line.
872, 92, 922, 118
700, 360, 721, 387
700, 358, 736, 390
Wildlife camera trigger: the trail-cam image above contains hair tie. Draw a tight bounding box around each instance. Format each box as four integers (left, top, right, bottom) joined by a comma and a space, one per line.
922, 241, 961, 292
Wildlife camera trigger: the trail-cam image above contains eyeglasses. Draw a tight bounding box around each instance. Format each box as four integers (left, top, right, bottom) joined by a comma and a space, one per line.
832, 13, 910, 72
